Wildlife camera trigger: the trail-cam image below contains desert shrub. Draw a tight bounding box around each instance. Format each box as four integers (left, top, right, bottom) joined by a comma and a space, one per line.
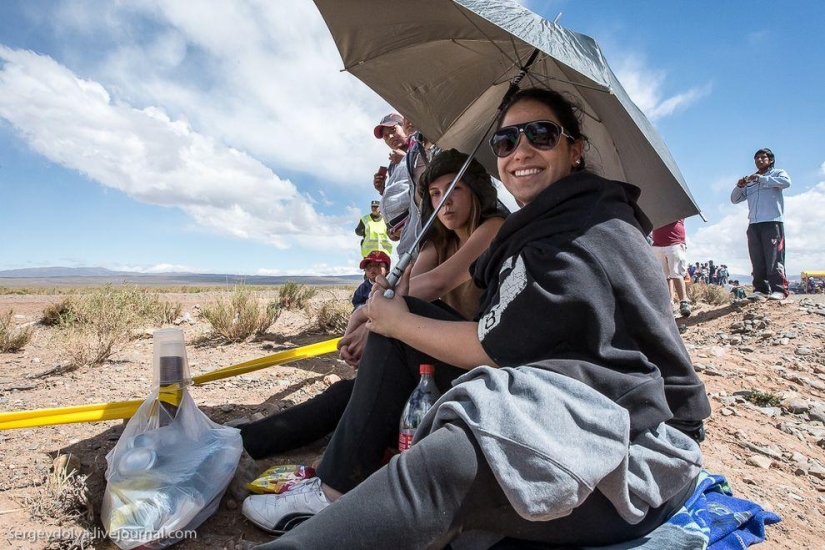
0, 309, 34, 352
688, 282, 732, 306
62, 322, 125, 369
748, 390, 781, 408
59, 287, 143, 368
115, 286, 183, 326
41, 298, 78, 327
314, 297, 350, 334
277, 281, 317, 311
51, 286, 184, 369
152, 299, 183, 325
201, 286, 281, 341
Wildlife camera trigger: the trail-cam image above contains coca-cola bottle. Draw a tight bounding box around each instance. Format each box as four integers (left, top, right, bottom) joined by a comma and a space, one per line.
398, 364, 441, 452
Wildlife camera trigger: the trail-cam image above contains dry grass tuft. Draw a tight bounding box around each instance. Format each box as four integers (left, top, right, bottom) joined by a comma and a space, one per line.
277, 281, 317, 312
25, 457, 95, 541
748, 390, 781, 407
40, 299, 78, 327
201, 285, 282, 342
59, 288, 139, 368
688, 282, 732, 306
313, 296, 351, 334
0, 309, 34, 352
53, 285, 183, 369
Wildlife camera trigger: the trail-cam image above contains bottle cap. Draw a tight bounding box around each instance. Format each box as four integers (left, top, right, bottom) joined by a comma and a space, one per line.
419, 364, 435, 375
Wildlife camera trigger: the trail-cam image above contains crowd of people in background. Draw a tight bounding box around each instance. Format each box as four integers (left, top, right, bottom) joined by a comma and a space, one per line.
649, 148, 793, 310
688, 261, 729, 286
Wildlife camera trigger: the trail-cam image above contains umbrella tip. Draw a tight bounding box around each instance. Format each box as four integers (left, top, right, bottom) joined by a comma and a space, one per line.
552, 12, 563, 25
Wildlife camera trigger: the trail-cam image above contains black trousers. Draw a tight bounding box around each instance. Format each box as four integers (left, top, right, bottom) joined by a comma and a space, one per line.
747, 221, 788, 295
240, 378, 355, 459
255, 423, 695, 549
317, 297, 466, 493
239, 300, 466, 460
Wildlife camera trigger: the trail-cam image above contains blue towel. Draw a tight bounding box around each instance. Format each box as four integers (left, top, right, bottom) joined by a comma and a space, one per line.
585, 470, 782, 550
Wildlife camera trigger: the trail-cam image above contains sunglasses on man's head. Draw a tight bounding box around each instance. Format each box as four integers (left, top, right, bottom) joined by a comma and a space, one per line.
489, 120, 573, 158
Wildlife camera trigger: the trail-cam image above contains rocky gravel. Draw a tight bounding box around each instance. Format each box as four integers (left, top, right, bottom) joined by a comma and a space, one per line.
1, 291, 824, 548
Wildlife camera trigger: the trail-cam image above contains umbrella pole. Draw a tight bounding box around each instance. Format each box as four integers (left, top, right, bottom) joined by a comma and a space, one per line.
383, 50, 540, 298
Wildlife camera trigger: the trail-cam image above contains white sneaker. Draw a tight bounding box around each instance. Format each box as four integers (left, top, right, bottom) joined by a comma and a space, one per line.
768, 291, 786, 301
242, 477, 330, 533
747, 291, 767, 300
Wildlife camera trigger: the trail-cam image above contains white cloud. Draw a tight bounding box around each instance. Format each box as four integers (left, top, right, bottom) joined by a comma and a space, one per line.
614, 55, 711, 121
688, 183, 825, 279
48, 1, 391, 186
819, 161, 825, 176
0, 46, 353, 249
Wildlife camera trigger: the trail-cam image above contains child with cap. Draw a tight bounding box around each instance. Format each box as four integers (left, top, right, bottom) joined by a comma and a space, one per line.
351, 251, 390, 309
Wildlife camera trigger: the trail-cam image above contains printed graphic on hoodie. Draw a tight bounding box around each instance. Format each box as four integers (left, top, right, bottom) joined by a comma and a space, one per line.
479, 254, 527, 341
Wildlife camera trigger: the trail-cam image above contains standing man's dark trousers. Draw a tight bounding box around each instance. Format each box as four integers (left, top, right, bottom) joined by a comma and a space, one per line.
747, 221, 788, 296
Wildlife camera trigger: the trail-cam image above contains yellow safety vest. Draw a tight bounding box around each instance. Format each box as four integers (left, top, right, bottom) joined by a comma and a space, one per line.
361, 215, 392, 257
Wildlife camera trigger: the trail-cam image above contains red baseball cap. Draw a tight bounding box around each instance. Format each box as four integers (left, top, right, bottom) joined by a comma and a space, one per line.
373, 113, 403, 139
360, 251, 391, 270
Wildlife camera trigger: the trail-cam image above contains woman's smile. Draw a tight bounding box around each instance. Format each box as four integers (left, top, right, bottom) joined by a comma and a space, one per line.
511, 167, 544, 178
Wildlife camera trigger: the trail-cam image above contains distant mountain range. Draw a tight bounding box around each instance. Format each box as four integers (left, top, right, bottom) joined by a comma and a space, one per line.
0, 266, 362, 286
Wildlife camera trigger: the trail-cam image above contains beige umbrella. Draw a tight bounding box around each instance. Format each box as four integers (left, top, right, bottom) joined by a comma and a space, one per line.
313, 0, 702, 229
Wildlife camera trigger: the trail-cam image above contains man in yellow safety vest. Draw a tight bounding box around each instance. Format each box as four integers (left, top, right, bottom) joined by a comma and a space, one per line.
356, 200, 392, 257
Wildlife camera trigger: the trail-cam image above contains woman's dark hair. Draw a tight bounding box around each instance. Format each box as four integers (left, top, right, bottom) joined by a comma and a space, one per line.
754, 148, 775, 168
496, 88, 588, 172
417, 148, 499, 259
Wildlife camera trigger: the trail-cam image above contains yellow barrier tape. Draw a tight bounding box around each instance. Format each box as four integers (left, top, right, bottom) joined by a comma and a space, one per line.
158, 387, 184, 407
0, 337, 341, 430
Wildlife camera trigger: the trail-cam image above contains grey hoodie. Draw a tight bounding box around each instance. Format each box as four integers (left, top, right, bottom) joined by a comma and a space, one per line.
416, 366, 702, 524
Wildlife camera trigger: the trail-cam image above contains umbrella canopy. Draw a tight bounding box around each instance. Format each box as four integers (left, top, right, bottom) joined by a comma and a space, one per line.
313, 0, 702, 228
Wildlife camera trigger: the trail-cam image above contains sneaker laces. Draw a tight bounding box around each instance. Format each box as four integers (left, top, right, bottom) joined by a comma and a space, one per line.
283, 476, 323, 495
278, 478, 327, 505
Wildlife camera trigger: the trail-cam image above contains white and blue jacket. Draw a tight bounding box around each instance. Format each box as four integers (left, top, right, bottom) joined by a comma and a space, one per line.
730, 167, 791, 224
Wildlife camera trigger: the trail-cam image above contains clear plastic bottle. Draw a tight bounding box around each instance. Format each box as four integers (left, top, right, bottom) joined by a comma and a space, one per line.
398, 364, 441, 452
152, 328, 191, 427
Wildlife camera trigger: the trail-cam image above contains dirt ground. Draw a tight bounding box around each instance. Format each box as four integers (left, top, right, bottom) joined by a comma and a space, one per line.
1, 289, 824, 549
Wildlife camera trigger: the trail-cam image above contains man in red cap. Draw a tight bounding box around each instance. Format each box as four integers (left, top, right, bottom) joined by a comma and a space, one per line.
372, 113, 407, 196
352, 251, 391, 309
371, 113, 421, 256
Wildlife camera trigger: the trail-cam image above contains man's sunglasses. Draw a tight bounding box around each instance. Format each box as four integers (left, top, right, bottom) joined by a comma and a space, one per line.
489, 120, 573, 158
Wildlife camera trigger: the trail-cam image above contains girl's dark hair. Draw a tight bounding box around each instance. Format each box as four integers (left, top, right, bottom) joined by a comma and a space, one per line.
417, 148, 499, 258
496, 88, 588, 172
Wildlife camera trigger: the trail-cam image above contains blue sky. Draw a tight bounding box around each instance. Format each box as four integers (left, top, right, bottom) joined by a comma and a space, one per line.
1, 0, 823, 278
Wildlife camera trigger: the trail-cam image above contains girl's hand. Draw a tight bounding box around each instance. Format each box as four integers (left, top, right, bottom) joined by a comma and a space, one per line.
395, 263, 412, 297
338, 324, 369, 368
338, 313, 369, 368
366, 275, 409, 337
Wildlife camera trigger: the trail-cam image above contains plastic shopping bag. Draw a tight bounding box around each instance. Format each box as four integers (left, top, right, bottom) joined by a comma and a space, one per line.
102, 390, 242, 549
101, 329, 243, 549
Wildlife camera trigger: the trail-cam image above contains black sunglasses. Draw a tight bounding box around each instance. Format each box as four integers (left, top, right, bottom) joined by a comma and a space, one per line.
489, 120, 573, 158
